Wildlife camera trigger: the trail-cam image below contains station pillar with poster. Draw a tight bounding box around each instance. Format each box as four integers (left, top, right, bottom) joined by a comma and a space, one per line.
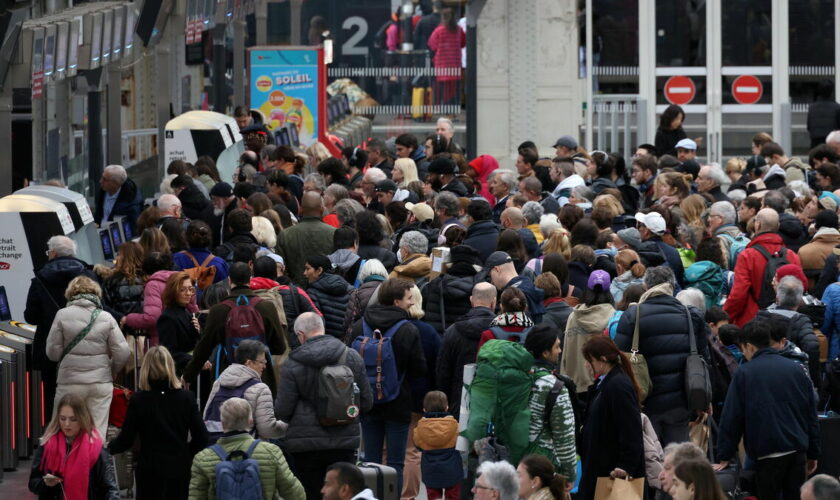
247, 46, 341, 157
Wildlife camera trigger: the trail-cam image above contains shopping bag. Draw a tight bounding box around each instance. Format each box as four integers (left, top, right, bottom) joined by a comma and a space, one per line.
689, 414, 710, 454
594, 476, 644, 500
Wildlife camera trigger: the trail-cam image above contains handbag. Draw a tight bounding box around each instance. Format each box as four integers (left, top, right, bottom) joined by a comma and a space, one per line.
684, 306, 712, 412
689, 413, 709, 454
624, 304, 652, 403
594, 476, 645, 500
60, 308, 102, 362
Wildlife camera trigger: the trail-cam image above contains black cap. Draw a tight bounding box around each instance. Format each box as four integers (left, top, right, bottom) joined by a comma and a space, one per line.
484, 251, 512, 269
209, 182, 233, 197
428, 157, 456, 175
450, 244, 482, 267
375, 179, 398, 193
815, 209, 839, 230
677, 159, 701, 180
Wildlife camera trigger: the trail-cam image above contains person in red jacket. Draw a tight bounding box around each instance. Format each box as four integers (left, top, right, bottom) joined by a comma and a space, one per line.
724, 208, 802, 326
427, 8, 466, 106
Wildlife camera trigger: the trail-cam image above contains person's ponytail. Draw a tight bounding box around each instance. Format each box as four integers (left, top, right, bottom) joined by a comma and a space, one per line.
548, 473, 568, 500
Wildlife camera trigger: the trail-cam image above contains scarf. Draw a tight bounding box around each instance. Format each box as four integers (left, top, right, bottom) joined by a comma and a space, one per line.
40, 430, 103, 500
70, 293, 103, 309
489, 311, 534, 328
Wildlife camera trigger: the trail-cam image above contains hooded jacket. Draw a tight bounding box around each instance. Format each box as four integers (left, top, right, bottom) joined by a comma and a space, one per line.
778, 212, 810, 252
762, 164, 787, 190
559, 303, 615, 393
758, 308, 822, 387
610, 271, 644, 304
350, 305, 427, 422
328, 249, 362, 283
436, 306, 496, 419
93, 177, 143, 233
798, 228, 840, 279
463, 219, 501, 264
274, 334, 372, 452
124, 270, 199, 345
424, 270, 481, 334
25, 256, 99, 369
389, 253, 432, 282
724, 231, 801, 327
342, 279, 383, 341
590, 177, 618, 195
206, 363, 287, 439
46, 297, 130, 385
470, 154, 500, 205
540, 298, 573, 335
527, 361, 577, 482
504, 275, 546, 323
177, 183, 212, 221
307, 273, 354, 337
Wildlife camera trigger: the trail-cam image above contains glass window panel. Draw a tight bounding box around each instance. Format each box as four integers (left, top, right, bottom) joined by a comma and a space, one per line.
721, 0, 771, 66
655, 0, 706, 67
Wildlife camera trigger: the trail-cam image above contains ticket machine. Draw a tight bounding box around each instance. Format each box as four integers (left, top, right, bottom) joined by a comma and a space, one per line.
17, 185, 104, 266
0, 195, 75, 321
0, 345, 20, 470
0, 320, 42, 456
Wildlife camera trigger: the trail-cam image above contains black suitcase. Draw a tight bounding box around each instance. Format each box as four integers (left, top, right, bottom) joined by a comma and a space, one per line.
816, 415, 840, 477
358, 462, 399, 500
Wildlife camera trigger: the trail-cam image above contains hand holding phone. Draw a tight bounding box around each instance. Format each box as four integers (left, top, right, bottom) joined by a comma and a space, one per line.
44, 473, 62, 487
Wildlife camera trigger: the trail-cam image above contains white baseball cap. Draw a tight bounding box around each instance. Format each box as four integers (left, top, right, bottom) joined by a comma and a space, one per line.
635, 212, 666, 235
675, 138, 697, 151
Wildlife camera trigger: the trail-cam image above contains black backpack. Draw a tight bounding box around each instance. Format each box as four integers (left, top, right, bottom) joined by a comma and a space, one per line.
753, 244, 790, 309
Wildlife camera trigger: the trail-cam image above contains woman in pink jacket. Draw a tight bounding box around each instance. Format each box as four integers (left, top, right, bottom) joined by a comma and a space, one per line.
427, 9, 466, 105
121, 252, 197, 346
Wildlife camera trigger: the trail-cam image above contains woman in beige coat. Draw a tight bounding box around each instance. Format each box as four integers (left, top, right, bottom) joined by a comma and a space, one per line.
46, 276, 130, 438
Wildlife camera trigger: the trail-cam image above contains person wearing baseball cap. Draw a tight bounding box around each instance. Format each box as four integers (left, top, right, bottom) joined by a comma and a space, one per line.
374, 179, 399, 207
553, 135, 579, 157
427, 157, 468, 197
485, 251, 545, 323
560, 269, 616, 394
674, 138, 697, 163
393, 202, 437, 256
635, 211, 686, 288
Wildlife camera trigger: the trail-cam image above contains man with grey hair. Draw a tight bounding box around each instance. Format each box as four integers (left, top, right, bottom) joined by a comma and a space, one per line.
275, 312, 372, 500
189, 397, 305, 500
361, 167, 387, 213
827, 130, 840, 156
549, 156, 585, 207
801, 474, 840, 500
434, 191, 463, 228
615, 265, 709, 448
519, 175, 560, 216
521, 201, 544, 226
25, 235, 99, 418
708, 200, 748, 271
436, 117, 463, 153
696, 165, 730, 202
489, 169, 517, 222
390, 231, 432, 282
659, 442, 706, 494
438, 281, 497, 418
156, 193, 183, 221
304, 172, 326, 195
473, 461, 518, 500
335, 198, 365, 227
757, 275, 821, 386
676, 288, 707, 314
94, 163, 143, 232
725, 208, 802, 327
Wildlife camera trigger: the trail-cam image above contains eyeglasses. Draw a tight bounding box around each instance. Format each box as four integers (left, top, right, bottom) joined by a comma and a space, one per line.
178, 286, 196, 294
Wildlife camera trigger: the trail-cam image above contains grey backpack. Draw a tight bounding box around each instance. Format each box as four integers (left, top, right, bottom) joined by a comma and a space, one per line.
316, 348, 361, 426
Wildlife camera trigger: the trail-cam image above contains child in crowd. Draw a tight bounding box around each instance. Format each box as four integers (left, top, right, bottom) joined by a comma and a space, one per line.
718, 324, 744, 364
705, 306, 729, 337
413, 391, 462, 500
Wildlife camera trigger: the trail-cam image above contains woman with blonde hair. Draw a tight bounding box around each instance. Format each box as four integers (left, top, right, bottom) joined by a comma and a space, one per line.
610, 249, 646, 304
655, 171, 691, 209
393, 157, 420, 188
679, 194, 708, 248
29, 394, 119, 499
525, 228, 572, 275
108, 346, 208, 499
46, 276, 130, 438
724, 157, 746, 185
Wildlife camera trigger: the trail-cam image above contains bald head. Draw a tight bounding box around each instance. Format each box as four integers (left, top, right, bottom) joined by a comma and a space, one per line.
755, 208, 779, 233
471, 282, 497, 308
157, 193, 182, 217
500, 207, 525, 229
300, 191, 324, 217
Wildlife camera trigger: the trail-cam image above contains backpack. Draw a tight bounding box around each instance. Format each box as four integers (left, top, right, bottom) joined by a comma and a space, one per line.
222, 295, 267, 361
719, 233, 750, 270
352, 259, 368, 288
753, 244, 791, 309
252, 287, 288, 329
488, 326, 532, 345
684, 261, 726, 310
316, 347, 361, 426
351, 319, 408, 404
211, 439, 265, 500
180, 251, 217, 290
204, 379, 260, 443
825, 355, 840, 413
464, 339, 534, 464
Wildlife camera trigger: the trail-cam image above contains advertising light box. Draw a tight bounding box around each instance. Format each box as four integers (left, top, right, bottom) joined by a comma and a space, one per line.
55, 21, 68, 77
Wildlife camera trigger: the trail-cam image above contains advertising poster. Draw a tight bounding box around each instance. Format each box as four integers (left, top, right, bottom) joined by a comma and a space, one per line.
249, 48, 323, 146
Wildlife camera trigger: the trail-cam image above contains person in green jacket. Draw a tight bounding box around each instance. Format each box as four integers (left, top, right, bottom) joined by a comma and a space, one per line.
277, 192, 337, 285
523, 325, 577, 490
189, 397, 305, 500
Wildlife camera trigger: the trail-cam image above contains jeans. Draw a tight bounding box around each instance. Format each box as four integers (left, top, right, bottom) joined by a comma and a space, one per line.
290, 449, 356, 500
755, 451, 807, 500
361, 414, 411, 493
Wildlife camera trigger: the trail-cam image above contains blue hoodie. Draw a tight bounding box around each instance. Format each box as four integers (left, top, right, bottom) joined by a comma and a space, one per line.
504, 275, 545, 324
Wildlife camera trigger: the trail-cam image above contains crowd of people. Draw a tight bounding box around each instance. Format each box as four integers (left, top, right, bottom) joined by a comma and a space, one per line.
21, 106, 840, 500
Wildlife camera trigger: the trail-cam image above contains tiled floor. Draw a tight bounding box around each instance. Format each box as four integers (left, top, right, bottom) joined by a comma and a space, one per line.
2, 459, 34, 497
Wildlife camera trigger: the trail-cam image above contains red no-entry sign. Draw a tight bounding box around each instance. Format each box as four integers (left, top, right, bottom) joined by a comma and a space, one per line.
732, 75, 763, 105
664, 76, 696, 106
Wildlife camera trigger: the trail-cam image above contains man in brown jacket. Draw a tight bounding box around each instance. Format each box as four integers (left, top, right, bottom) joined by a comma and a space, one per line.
798, 210, 840, 291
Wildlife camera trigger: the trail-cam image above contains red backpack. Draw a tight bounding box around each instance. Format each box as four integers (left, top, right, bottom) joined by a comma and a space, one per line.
221, 295, 266, 360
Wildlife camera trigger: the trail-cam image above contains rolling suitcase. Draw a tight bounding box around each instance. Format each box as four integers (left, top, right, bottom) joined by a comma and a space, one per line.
358, 462, 399, 500
816, 414, 840, 477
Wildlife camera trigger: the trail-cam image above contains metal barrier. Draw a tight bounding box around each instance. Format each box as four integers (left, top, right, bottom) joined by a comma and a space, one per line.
589, 95, 648, 161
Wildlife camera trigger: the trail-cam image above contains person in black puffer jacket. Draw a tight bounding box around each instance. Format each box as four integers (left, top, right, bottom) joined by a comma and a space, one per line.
100, 241, 146, 317
304, 255, 353, 338
356, 210, 398, 271
423, 245, 484, 334
462, 200, 500, 264
214, 208, 260, 265
436, 282, 497, 420
614, 266, 709, 448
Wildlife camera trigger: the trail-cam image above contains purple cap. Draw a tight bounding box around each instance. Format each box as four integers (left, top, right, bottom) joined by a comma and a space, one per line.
587, 270, 611, 291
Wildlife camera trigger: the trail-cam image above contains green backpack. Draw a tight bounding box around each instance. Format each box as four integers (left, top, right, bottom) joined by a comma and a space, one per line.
464, 339, 534, 464
684, 260, 726, 310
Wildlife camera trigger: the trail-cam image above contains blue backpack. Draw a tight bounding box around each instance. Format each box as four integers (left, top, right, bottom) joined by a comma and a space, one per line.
211, 439, 265, 500
352, 319, 408, 404
204, 379, 259, 443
